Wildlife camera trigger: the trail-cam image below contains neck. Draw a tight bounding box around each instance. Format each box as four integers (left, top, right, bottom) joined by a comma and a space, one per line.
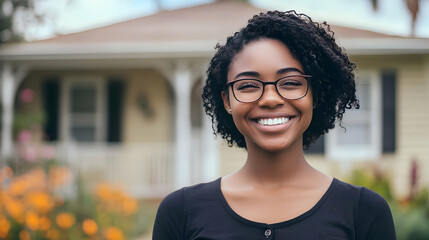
239, 141, 314, 187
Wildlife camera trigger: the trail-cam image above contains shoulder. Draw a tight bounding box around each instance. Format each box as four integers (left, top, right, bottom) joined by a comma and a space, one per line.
152, 188, 185, 240
158, 178, 220, 215
328, 178, 363, 202
343, 183, 396, 240
152, 179, 220, 240
326, 179, 395, 239
331, 179, 392, 219
358, 187, 391, 213
330, 179, 387, 204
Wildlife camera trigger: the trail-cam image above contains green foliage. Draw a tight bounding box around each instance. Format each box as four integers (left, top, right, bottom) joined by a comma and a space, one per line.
349, 168, 392, 201
13, 111, 45, 134
0, 0, 40, 43
393, 204, 429, 240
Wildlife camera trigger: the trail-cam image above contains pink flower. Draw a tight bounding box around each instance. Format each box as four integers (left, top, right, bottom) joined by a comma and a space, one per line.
18, 130, 32, 143
41, 146, 56, 160
20, 146, 38, 162
19, 88, 34, 103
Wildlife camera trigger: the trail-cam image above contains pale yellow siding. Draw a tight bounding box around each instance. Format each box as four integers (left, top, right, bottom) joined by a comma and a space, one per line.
122, 69, 172, 143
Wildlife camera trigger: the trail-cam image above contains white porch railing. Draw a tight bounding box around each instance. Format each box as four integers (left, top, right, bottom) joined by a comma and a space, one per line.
52, 142, 174, 198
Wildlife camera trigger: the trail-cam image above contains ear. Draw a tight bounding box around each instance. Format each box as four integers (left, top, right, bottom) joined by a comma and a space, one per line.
221, 90, 232, 115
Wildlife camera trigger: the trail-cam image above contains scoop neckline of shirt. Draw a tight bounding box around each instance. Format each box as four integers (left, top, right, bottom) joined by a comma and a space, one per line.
215, 177, 338, 230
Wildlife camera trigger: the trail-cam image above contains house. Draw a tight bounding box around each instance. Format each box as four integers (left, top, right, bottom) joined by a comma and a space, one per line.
1, 1, 428, 199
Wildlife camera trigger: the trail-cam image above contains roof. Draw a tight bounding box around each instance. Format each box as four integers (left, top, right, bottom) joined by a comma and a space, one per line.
36, 1, 394, 44
1, 1, 429, 63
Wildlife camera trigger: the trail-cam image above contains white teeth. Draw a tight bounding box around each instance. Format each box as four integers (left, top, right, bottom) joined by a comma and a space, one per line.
258, 117, 290, 126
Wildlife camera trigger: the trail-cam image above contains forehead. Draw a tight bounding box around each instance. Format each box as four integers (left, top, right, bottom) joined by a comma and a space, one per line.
227, 38, 304, 80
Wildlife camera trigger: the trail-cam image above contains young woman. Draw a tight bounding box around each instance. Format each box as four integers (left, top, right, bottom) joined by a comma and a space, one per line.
153, 11, 396, 240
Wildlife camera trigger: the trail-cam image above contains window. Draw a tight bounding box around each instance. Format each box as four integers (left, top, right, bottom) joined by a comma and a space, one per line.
326, 71, 382, 160
61, 77, 106, 142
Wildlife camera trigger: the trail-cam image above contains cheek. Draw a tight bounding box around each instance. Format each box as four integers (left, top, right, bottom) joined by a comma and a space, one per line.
297, 98, 314, 129
229, 103, 250, 133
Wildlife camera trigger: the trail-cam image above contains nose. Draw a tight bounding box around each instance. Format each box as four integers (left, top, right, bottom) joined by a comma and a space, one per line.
257, 85, 285, 108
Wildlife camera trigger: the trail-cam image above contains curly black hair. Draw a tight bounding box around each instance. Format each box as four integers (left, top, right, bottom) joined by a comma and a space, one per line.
202, 10, 360, 150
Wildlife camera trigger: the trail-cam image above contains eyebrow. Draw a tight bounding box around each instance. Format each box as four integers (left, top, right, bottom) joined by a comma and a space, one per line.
277, 67, 304, 75
234, 67, 304, 80
234, 71, 260, 79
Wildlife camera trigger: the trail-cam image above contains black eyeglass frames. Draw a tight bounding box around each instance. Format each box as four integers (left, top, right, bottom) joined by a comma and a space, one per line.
226, 75, 311, 103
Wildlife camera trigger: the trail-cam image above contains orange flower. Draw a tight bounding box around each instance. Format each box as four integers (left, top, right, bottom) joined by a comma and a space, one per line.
25, 211, 39, 231
103, 226, 124, 240
0, 216, 11, 238
19, 230, 30, 240
122, 198, 138, 215
82, 219, 98, 236
95, 184, 139, 216
5, 199, 24, 223
48, 167, 73, 189
1, 166, 14, 179
45, 229, 60, 240
95, 184, 113, 200
39, 216, 51, 231
26, 168, 47, 190
26, 191, 54, 214
8, 178, 27, 196
56, 212, 75, 229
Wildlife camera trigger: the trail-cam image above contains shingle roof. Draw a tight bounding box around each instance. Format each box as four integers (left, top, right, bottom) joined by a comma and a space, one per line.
37, 1, 397, 44
1, 0, 428, 61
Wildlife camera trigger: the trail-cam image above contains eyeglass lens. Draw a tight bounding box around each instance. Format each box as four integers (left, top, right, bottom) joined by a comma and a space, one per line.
232, 76, 308, 102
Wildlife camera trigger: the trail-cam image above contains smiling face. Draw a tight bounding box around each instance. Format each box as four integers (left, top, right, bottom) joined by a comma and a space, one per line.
222, 38, 314, 153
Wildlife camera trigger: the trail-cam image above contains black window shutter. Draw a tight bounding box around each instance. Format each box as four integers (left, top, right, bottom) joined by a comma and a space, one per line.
107, 79, 124, 142
42, 78, 60, 142
305, 135, 325, 154
381, 70, 396, 153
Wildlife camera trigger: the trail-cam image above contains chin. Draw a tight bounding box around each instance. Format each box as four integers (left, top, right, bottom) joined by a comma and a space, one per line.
254, 140, 299, 153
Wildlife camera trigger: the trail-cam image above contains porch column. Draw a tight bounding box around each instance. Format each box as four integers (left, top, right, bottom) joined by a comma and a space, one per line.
201, 112, 219, 181
173, 63, 192, 188
1, 64, 15, 161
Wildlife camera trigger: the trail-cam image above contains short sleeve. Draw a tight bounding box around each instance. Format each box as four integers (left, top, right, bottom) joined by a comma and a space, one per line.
357, 187, 396, 240
152, 188, 185, 240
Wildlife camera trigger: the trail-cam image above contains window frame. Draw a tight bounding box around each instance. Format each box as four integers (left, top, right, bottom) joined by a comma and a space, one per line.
326, 70, 382, 161
60, 76, 106, 142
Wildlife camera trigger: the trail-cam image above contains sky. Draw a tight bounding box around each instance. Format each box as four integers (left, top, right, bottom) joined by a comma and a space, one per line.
23, 0, 429, 41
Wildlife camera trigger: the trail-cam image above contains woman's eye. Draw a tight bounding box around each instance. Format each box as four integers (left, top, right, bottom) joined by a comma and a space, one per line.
236, 82, 260, 90
280, 81, 302, 86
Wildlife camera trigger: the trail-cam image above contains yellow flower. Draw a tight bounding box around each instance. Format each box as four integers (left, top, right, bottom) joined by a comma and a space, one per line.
103, 226, 124, 240
56, 212, 75, 229
0, 216, 11, 238
25, 211, 39, 231
82, 218, 98, 236
19, 230, 30, 240
39, 216, 51, 231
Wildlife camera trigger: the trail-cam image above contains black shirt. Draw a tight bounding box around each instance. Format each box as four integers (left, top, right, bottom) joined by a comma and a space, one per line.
153, 178, 396, 240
